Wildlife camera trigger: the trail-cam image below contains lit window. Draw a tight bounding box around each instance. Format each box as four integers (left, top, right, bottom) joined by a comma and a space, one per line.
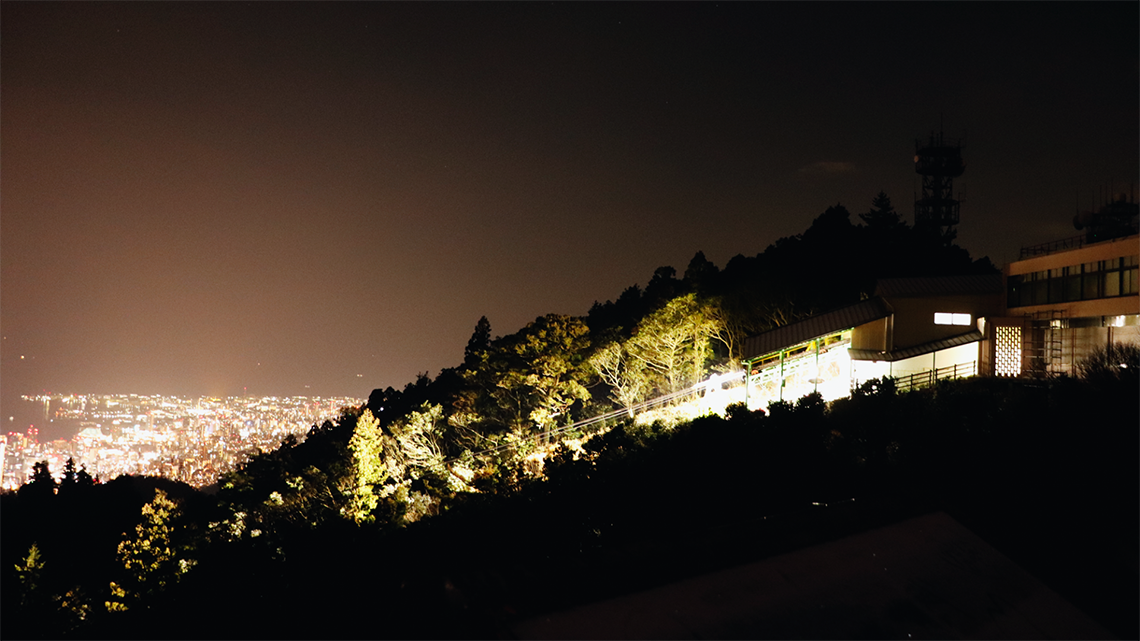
935, 312, 972, 326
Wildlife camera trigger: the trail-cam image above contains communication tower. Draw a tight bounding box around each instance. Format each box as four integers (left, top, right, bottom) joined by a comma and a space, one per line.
914, 131, 965, 240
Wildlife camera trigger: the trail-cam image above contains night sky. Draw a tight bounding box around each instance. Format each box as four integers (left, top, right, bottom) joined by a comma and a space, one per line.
3, 2, 1137, 414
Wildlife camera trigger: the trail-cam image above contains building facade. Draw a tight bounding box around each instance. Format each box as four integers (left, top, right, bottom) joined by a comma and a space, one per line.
985, 233, 1139, 378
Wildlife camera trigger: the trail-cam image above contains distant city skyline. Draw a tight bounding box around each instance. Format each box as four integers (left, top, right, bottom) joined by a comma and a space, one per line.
1, 392, 362, 489
3, 3, 1137, 415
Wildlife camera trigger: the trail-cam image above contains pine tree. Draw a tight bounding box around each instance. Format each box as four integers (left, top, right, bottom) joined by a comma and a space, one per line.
62, 457, 78, 485
344, 409, 387, 524
76, 464, 95, 487
109, 489, 195, 609
859, 191, 905, 230
14, 542, 46, 609
464, 316, 493, 369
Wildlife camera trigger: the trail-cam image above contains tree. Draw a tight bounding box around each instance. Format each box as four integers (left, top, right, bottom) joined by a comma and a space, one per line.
683, 250, 719, 294
587, 284, 644, 337
513, 314, 592, 440
482, 340, 537, 432
342, 404, 458, 525
589, 340, 651, 417
14, 542, 46, 609
19, 460, 56, 499
76, 464, 95, 487
464, 316, 493, 369
859, 191, 905, 230
58, 457, 94, 496
474, 314, 594, 439
388, 403, 455, 520
627, 294, 720, 394
62, 457, 78, 485
390, 403, 447, 477
109, 489, 195, 609
702, 296, 752, 362
344, 408, 387, 524
644, 265, 681, 309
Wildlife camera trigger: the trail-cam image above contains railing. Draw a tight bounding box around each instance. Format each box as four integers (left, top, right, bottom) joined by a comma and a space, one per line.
445, 384, 707, 464
452, 359, 979, 466
893, 361, 977, 392
1019, 234, 1087, 259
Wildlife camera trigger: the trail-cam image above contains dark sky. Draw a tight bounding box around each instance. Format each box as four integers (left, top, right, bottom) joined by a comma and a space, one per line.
2, 2, 1137, 410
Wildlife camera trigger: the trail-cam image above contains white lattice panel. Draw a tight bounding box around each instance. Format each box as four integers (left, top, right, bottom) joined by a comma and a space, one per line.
995, 326, 1022, 377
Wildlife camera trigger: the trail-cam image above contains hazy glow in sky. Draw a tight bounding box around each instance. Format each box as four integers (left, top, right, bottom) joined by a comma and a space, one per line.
2, 3, 1137, 410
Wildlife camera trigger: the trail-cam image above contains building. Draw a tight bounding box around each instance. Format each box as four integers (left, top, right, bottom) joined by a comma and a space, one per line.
741, 274, 1004, 410
738, 223, 1138, 410
985, 229, 1139, 378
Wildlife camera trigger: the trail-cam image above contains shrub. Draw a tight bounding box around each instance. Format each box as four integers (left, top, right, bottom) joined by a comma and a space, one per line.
1075, 342, 1140, 388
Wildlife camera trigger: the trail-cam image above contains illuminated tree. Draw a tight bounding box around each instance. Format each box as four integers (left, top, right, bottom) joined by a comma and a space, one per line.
342, 404, 458, 524
110, 489, 195, 607
344, 408, 387, 524
387, 403, 472, 513
512, 314, 592, 440
589, 341, 651, 417
627, 294, 720, 394
476, 314, 592, 437
14, 542, 46, 609
390, 403, 446, 475
702, 296, 755, 363
488, 362, 535, 432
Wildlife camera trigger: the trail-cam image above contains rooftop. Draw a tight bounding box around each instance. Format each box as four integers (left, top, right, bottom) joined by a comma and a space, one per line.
743, 297, 893, 362
874, 274, 1003, 298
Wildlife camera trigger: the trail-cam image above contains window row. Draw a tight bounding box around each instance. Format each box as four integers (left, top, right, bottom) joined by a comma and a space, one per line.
1007, 255, 1138, 308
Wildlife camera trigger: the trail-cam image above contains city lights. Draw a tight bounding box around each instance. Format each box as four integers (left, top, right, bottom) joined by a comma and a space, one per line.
2, 394, 362, 489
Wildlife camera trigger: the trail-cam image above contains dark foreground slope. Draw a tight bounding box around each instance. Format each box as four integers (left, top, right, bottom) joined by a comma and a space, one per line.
511, 511, 1112, 639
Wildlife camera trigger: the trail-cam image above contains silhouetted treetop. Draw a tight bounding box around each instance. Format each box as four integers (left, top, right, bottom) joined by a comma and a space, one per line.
464, 316, 492, 370
683, 250, 719, 294
860, 191, 906, 230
